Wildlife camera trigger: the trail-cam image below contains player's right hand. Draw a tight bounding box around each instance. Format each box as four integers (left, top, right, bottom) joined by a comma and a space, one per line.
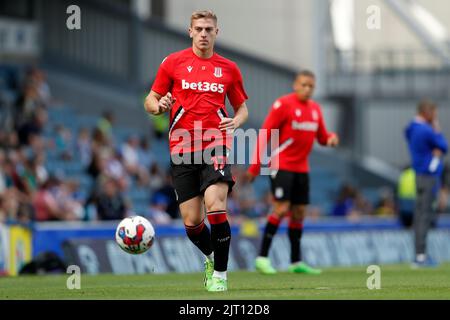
327, 134, 339, 147
158, 92, 176, 113
432, 148, 443, 158
432, 119, 441, 132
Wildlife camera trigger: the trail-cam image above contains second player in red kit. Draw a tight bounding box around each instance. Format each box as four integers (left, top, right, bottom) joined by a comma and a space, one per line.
144, 10, 249, 292
248, 70, 339, 275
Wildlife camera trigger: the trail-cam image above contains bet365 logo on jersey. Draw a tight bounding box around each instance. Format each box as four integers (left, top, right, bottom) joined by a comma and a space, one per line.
182, 79, 224, 93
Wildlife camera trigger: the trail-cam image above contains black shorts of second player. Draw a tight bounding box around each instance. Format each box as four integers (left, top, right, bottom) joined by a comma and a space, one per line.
269, 170, 309, 205
170, 149, 235, 204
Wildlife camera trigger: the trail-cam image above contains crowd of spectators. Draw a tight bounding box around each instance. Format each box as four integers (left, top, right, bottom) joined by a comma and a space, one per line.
2, 68, 66, 223
0, 66, 272, 226
330, 163, 450, 226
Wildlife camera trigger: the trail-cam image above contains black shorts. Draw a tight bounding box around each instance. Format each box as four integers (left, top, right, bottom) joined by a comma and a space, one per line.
269, 170, 309, 205
170, 148, 235, 204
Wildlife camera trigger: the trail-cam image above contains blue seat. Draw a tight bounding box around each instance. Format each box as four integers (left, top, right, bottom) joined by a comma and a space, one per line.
132, 200, 150, 215
151, 140, 170, 167
76, 174, 94, 191
125, 187, 150, 203
75, 115, 98, 129
253, 179, 270, 196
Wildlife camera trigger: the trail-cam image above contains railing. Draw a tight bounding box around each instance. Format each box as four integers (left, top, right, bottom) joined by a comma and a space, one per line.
35, 0, 450, 103
327, 49, 450, 98
38, 0, 135, 88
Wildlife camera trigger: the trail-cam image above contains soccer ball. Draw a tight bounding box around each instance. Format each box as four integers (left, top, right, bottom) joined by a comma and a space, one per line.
115, 216, 155, 254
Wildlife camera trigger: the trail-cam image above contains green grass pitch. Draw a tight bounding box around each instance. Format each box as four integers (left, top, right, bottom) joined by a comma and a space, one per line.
1, 264, 450, 300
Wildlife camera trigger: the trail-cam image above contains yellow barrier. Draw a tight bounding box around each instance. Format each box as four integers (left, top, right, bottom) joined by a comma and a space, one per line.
9, 226, 32, 276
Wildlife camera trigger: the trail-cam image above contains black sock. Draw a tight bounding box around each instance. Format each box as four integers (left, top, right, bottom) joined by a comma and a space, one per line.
259, 214, 281, 257
185, 220, 213, 256
288, 227, 303, 263
207, 210, 231, 272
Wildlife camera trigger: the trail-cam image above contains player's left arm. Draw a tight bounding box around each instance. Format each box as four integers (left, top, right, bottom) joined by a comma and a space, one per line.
316, 106, 339, 147
218, 102, 248, 132
429, 121, 448, 155
221, 63, 249, 132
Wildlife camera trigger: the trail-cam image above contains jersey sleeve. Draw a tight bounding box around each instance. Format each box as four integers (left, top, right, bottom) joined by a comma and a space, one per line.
151, 56, 174, 96
227, 63, 248, 110
316, 104, 336, 146
428, 130, 448, 154
248, 100, 286, 176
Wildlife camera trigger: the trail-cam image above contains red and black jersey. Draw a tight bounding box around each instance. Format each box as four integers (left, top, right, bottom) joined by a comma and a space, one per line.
151, 48, 248, 155
248, 93, 336, 174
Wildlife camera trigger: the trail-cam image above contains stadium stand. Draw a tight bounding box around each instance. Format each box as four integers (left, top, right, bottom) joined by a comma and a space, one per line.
1, 1, 450, 284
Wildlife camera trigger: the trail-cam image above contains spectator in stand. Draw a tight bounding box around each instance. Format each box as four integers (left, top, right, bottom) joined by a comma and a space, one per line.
332, 184, 356, 216
21, 156, 40, 195
0, 150, 7, 194
0, 189, 18, 223
17, 106, 48, 147
28, 68, 52, 106
3, 155, 29, 199
138, 136, 154, 170
88, 127, 115, 182
121, 135, 149, 186
331, 183, 369, 219
90, 128, 113, 176
86, 150, 107, 180
33, 152, 48, 185
0, 130, 19, 152
19, 152, 48, 196
27, 131, 47, 157
141, 81, 168, 140
53, 124, 73, 161
232, 166, 258, 217
148, 163, 165, 191
0, 195, 5, 223
373, 188, 396, 217
146, 192, 172, 225
13, 84, 43, 130
33, 176, 76, 221
438, 160, 450, 213
75, 127, 92, 167
105, 150, 129, 191
151, 113, 169, 140
95, 176, 128, 221
6, 191, 32, 223
397, 166, 416, 227
121, 135, 139, 167
97, 110, 115, 142
91, 126, 112, 155
0, 150, 10, 222
53, 179, 85, 220
154, 170, 179, 219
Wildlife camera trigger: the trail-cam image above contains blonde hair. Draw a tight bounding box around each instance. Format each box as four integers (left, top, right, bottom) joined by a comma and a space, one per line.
190, 10, 217, 26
